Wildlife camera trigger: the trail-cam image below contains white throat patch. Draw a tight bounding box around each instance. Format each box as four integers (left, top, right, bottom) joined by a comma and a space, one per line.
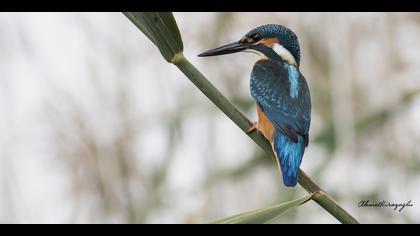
272, 43, 297, 66
243, 49, 268, 59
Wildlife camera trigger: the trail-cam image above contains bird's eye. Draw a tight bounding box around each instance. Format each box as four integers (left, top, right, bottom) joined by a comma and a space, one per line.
249, 33, 261, 41
240, 36, 252, 44
241, 33, 261, 44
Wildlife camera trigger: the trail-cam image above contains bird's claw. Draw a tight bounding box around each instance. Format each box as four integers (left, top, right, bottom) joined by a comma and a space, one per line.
246, 122, 258, 134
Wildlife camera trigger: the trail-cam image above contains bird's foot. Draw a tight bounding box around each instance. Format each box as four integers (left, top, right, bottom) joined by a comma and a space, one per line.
246, 122, 258, 134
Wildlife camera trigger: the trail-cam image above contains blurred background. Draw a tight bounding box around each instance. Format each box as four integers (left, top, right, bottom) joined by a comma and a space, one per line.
0, 12, 419, 223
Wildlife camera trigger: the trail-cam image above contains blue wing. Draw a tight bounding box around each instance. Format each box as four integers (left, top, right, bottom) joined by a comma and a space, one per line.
250, 59, 311, 145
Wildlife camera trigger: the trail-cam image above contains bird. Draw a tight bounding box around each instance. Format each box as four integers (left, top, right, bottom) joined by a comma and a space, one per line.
198, 24, 311, 187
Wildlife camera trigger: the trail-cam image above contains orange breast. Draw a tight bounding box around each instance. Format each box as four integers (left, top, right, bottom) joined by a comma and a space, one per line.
256, 103, 276, 142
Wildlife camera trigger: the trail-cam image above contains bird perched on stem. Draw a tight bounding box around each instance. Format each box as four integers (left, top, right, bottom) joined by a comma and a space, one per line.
199, 24, 311, 187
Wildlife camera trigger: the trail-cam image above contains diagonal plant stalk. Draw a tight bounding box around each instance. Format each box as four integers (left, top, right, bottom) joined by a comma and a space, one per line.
123, 12, 359, 224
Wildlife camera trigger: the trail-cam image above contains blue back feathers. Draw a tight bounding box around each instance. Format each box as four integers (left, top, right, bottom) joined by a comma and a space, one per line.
250, 60, 311, 138
285, 64, 300, 98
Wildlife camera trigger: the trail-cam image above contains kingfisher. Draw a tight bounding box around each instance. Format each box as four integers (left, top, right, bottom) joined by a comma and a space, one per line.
198, 24, 311, 187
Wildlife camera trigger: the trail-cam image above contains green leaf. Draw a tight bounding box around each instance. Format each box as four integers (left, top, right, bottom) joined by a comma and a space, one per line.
211, 194, 313, 224
123, 12, 184, 63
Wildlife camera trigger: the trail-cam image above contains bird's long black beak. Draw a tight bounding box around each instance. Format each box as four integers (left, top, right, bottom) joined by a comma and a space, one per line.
198, 41, 248, 57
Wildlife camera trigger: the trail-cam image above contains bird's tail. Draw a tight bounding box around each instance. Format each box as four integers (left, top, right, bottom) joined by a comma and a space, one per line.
273, 131, 305, 187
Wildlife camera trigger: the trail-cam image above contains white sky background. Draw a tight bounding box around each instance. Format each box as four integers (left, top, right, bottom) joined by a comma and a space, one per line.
0, 12, 420, 223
